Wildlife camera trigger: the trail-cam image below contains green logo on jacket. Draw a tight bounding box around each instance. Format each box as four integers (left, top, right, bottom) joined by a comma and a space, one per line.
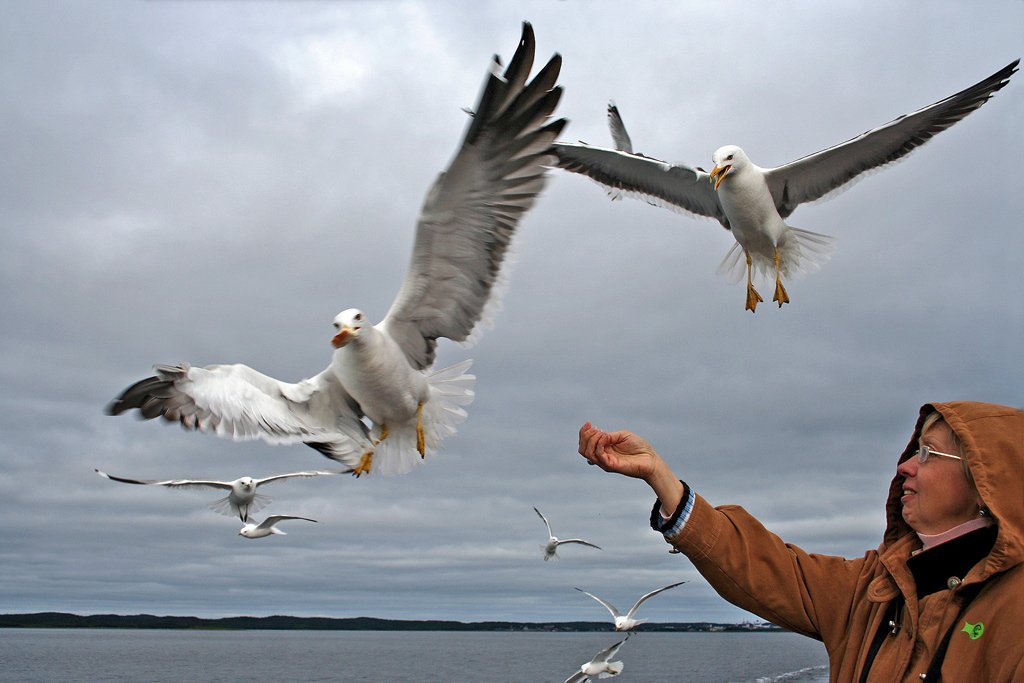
961, 621, 985, 640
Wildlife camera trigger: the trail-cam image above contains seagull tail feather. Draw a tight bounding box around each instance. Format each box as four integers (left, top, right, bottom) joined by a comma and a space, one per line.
778, 226, 837, 280
717, 227, 836, 285
715, 242, 747, 284
368, 360, 476, 477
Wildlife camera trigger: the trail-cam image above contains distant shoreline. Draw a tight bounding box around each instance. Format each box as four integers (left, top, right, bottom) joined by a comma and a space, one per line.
0, 612, 782, 633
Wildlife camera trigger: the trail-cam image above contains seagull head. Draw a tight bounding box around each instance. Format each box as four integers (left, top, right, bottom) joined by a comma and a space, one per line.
331, 309, 366, 348
709, 145, 746, 190
236, 477, 255, 493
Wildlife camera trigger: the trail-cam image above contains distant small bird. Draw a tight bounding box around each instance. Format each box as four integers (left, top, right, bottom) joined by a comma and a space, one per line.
95, 468, 349, 522
534, 506, 601, 561
107, 22, 566, 476
554, 59, 1019, 311
564, 634, 629, 682
575, 581, 687, 631
238, 515, 318, 539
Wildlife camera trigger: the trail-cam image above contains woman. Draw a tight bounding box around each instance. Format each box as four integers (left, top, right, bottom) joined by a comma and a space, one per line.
577, 401, 1022, 682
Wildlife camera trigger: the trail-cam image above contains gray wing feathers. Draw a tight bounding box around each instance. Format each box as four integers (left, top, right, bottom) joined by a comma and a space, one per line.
576, 588, 621, 618
597, 634, 629, 661
555, 143, 728, 228
766, 59, 1018, 217
628, 581, 686, 617
380, 22, 567, 370
94, 469, 232, 491
107, 363, 370, 466
607, 101, 633, 153
260, 515, 318, 529
253, 470, 347, 486
533, 506, 553, 536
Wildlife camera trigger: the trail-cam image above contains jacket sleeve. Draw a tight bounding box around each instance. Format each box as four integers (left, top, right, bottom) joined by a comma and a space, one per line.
667, 493, 867, 641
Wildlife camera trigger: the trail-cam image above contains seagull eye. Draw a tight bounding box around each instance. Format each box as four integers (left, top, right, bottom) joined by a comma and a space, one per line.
726, 154, 734, 161
355, 313, 363, 321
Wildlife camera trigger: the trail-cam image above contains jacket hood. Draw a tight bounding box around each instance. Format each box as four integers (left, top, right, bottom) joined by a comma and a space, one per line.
884, 401, 1024, 578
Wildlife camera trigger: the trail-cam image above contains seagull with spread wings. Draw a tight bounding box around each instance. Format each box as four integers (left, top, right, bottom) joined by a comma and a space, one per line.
563, 634, 629, 683
108, 23, 567, 476
238, 515, 318, 539
575, 581, 687, 631
534, 506, 601, 561
554, 59, 1018, 311
95, 467, 348, 522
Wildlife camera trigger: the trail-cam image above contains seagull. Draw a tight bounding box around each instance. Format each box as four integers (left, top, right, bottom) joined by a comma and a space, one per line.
238, 515, 318, 539
564, 634, 629, 682
107, 23, 567, 476
325, 23, 565, 475
94, 467, 349, 522
554, 59, 1019, 311
575, 581, 687, 631
534, 506, 601, 561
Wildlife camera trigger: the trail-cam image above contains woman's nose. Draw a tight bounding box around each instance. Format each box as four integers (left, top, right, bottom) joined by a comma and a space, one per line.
896, 457, 916, 476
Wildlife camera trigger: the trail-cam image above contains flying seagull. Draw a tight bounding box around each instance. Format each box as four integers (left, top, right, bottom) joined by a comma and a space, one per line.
107, 23, 567, 476
534, 506, 601, 561
563, 634, 629, 683
94, 467, 349, 522
575, 581, 687, 631
238, 515, 318, 539
554, 59, 1019, 311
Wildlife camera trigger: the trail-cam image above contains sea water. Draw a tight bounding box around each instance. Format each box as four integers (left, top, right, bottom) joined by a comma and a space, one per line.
0, 628, 829, 682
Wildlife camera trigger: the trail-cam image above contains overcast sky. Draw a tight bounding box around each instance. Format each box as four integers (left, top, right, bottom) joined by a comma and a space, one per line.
1, 1, 1021, 628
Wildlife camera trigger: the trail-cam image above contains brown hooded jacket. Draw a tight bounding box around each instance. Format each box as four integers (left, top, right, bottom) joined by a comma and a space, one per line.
665, 401, 1023, 682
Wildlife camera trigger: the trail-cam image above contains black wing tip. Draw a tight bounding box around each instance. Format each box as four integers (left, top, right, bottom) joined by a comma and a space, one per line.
520, 21, 534, 41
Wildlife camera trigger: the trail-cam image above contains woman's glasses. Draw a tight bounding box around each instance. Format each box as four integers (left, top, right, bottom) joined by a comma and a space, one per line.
913, 445, 962, 464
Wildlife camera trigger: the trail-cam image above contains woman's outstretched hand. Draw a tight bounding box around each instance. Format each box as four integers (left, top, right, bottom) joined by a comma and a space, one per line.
578, 421, 660, 479
578, 421, 685, 513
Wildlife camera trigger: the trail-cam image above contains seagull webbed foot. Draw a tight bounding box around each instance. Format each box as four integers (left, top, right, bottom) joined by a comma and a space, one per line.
773, 279, 790, 307
745, 283, 763, 313
772, 248, 790, 308
351, 450, 374, 477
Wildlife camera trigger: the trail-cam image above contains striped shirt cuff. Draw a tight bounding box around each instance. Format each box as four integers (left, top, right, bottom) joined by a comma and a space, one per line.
649, 481, 694, 541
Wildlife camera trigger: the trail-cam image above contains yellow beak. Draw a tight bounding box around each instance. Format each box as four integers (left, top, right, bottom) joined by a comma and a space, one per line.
331, 328, 352, 348
709, 164, 730, 190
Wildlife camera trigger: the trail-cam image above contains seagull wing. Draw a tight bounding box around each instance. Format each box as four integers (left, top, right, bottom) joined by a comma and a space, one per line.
107, 363, 371, 467
533, 506, 553, 537
607, 101, 633, 153
553, 142, 728, 228
258, 515, 318, 530
625, 581, 687, 619
95, 469, 233, 491
563, 672, 590, 683
594, 634, 630, 663
379, 22, 567, 370
575, 587, 621, 619
252, 469, 352, 487
557, 539, 602, 550
764, 59, 1019, 218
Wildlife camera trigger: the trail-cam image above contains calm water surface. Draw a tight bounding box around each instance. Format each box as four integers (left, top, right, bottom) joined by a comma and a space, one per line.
0, 628, 829, 682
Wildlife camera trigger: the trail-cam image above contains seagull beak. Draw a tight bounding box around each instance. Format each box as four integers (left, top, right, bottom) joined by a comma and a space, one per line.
709, 164, 730, 190
331, 327, 352, 348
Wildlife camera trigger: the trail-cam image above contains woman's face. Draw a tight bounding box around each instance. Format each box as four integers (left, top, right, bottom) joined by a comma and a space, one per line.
897, 420, 981, 535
